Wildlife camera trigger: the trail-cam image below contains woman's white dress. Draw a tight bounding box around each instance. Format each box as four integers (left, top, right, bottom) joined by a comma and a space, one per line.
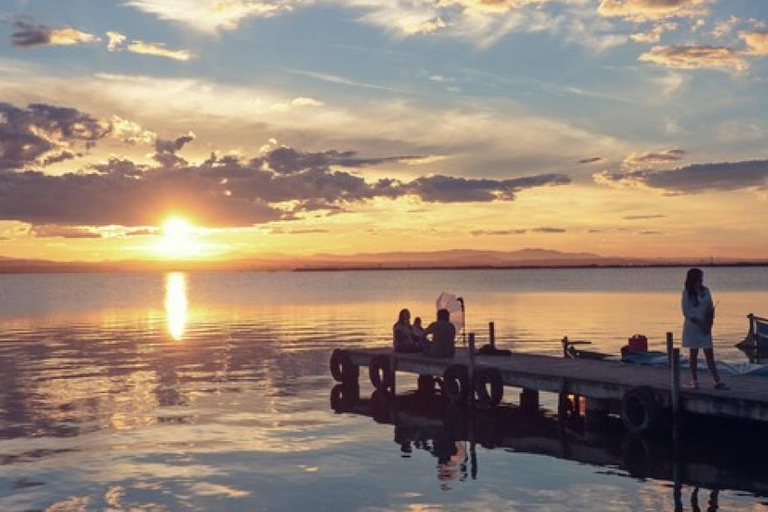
681, 287, 714, 349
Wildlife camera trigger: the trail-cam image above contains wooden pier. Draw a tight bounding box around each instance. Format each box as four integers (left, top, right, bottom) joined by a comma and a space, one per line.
330, 339, 768, 432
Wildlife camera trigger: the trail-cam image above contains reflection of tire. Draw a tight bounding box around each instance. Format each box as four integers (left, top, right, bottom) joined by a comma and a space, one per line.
622, 434, 656, 478
621, 386, 661, 434
474, 368, 503, 408
417, 375, 437, 396
330, 383, 360, 412
371, 389, 394, 424
330, 349, 358, 383
369, 355, 394, 390
443, 365, 470, 403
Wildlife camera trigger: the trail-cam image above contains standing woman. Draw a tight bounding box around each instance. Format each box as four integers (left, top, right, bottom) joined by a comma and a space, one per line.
682, 268, 728, 389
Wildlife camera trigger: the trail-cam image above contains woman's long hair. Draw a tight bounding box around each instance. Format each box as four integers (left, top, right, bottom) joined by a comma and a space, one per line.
397, 308, 411, 325
685, 268, 704, 306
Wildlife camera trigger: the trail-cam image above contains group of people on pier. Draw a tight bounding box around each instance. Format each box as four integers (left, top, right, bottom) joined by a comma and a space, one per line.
391, 268, 730, 390
393, 308, 456, 358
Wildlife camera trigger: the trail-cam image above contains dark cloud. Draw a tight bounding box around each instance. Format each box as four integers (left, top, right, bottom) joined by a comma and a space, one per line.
639, 230, 663, 235
595, 159, 768, 194
0, 102, 574, 228
532, 227, 567, 233
579, 157, 605, 164
153, 132, 195, 167
623, 214, 666, 220
0, 102, 111, 170
10, 20, 98, 48
623, 148, 685, 168
31, 224, 101, 239
405, 174, 570, 203
125, 228, 158, 237
261, 146, 417, 175
471, 229, 528, 236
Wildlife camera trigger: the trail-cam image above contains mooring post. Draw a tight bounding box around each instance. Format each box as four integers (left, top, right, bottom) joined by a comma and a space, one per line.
489, 322, 495, 349
671, 347, 681, 435
389, 354, 397, 396
666, 332, 674, 367
468, 333, 476, 406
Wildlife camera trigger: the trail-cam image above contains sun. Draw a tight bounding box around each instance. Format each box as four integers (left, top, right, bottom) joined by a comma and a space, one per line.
156, 216, 202, 257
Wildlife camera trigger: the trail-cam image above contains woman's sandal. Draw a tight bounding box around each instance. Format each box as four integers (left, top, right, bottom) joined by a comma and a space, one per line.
714, 381, 730, 390
688, 380, 699, 389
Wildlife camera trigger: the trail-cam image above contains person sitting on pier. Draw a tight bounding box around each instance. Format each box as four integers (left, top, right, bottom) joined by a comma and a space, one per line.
423, 309, 456, 358
412, 316, 426, 348
393, 308, 420, 353
682, 268, 728, 390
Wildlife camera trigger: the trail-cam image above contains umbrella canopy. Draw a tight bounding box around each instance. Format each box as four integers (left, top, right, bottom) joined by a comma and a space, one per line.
436, 291, 464, 333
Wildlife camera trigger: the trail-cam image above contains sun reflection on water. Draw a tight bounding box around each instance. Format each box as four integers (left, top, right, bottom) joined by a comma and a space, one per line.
165, 272, 188, 340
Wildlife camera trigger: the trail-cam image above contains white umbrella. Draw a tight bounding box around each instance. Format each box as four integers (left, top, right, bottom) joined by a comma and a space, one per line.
436, 291, 465, 344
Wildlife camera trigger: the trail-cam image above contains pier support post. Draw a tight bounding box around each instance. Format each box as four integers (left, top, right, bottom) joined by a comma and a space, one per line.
489, 322, 495, 349
666, 332, 674, 366
468, 333, 476, 405
671, 347, 681, 438
520, 388, 539, 413
585, 398, 609, 441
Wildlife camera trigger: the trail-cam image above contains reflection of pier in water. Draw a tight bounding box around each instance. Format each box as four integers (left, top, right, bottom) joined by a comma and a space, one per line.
331, 385, 768, 499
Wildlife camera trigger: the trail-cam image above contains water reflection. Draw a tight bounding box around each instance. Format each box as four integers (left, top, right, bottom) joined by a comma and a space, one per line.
164, 272, 188, 341
333, 385, 768, 501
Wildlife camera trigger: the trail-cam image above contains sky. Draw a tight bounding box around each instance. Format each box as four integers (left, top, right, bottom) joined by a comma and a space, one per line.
0, 0, 767, 262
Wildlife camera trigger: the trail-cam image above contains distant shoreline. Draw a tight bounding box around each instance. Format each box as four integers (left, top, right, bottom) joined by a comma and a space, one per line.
1, 261, 767, 274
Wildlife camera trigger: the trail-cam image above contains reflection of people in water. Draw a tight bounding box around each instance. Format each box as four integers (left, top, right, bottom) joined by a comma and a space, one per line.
674, 484, 719, 512
431, 429, 467, 490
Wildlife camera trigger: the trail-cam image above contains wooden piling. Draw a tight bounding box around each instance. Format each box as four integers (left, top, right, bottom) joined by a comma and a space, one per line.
468, 333, 476, 405
489, 322, 495, 349
671, 347, 681, 419
666, 332, 674, 367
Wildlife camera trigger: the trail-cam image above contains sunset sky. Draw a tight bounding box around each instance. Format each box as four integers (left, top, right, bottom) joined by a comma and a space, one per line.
1, 0, 767, 262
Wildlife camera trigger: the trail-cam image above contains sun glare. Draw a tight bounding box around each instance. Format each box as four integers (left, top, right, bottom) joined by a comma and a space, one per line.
156, 216, 202, 257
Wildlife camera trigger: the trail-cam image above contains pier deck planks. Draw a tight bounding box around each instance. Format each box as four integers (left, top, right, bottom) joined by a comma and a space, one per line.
346, 347, 768, 421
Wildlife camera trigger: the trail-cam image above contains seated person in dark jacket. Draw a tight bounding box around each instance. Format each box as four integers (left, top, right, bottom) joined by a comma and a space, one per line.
423, 309, 456, 358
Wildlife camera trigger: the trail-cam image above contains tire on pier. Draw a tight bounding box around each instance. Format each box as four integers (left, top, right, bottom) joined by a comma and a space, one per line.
443, 365, 470, 403
369, 355, 394, 391
621, 386, 661, 434
473, 367, 504, 408
330, 349, 358, 384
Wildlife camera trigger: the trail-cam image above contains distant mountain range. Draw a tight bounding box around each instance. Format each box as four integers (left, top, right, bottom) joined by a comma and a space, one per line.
0, 248, 764, 273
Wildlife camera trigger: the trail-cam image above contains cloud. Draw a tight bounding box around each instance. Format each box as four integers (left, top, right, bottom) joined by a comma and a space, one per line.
622, 148, 685, 169
269, 227, 330, 234
711, 15, 741, 39
532, 227, 566, 233
630, 22, 678, 43
125, 0, 292, 33
639, 44, 749, 71
740, 29, 768, 56
31, 224, 102, 239
0, 124, 572, 227
0, 102, 111, 170
471, 229, 528, 235
106, 31, 194, 61
579, 157, 605, 164
106, 31, 127, 52
597, 0, 710, 22
623, 214, 666, 220
10, 20, 99, 48
125, 41, 195, 61
594, 159, 768, 194
404, 173, 570, 202
111, 116, 157, 145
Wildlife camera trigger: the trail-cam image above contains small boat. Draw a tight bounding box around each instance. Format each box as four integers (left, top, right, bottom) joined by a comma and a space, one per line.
735, 314, 768, 362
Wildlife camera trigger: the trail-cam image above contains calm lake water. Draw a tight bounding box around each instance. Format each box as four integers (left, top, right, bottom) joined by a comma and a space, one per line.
1, 267, 767, 511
